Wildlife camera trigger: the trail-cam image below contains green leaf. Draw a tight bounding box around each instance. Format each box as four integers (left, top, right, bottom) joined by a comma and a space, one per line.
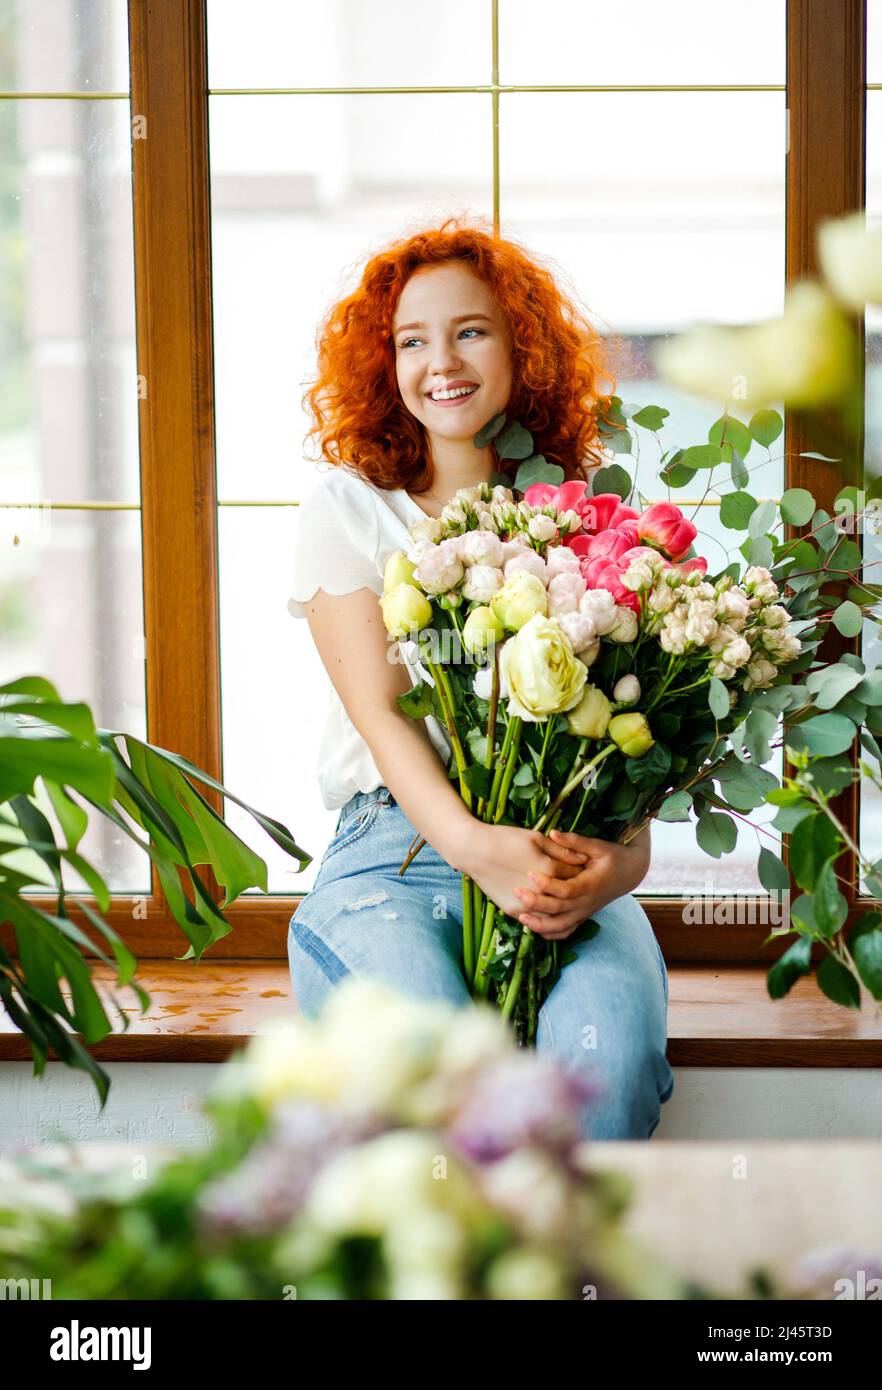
625, 741, 672, 790
744, 707, 777, 764
591, 464, 633, 500
804, 663, 863, 710
473, 411, 507, 448
758, 846, 790, 892
849, 915, 882, 999
786, 712, 857, 757
661, 458, 697, 492
748, 498, 777, 538
748, 536, 774, 567
719, 491, 757, 530
462, 762, 494, 798
696, 803, 737, 858
788, 812, 841, 890
780, 488, 816, 526
679, 444, 724, 470
772, 803, 814, 833
708, 676, 730, 720
816, 954, 861, 1009
514, 455, 564, 491
853, 672, 882, 706
750, 409, 783, 447
495, 420, 535, 460
631, 404, 669, 431
767, 934, 813, 998
730, 450, 749, 490
790, 892, 819, 934
813, 857, 848, 936
709, 413, 753, 460
657, 789, 693, 821
832, 600, 863, 637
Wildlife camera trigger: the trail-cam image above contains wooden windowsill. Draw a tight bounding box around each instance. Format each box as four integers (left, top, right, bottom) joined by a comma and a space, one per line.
0, 961, 880, 1065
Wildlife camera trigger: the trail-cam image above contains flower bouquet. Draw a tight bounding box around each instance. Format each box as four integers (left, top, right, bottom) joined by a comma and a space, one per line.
0, 979, 689, 1300
380, 402, 882, 1046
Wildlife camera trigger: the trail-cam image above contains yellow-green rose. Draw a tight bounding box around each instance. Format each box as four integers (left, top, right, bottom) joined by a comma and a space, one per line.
462, 605, 505, 655
383, 549, 418, 593
566, 684, 612, 739
380, 583, 433, 639
490, 571, 548, 632
499, 612, 587, 721
608, 711, 654, 757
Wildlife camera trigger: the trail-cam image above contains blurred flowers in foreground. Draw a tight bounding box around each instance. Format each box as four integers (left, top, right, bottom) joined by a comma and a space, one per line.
654, 208, 877, 417
0, 979, 876, 1300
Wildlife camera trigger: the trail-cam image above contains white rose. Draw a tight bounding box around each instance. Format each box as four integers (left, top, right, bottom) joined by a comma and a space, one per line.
613, 674, 641, 704
579, 587, 617, 635
503, 550, 547, 583
608, 605, 639, 643
462, 564, 505, 604
556, 611, 597, 655
547, 571, 586, 616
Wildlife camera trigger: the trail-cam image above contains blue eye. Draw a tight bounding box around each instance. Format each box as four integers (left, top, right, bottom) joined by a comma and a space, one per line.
399, 327, 485, 349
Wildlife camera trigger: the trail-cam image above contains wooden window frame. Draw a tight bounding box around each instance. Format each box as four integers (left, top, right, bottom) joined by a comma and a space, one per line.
13, 0, 871, 966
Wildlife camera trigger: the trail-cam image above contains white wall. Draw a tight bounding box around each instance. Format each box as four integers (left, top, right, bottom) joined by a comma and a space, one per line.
2, 1063, 881, 1148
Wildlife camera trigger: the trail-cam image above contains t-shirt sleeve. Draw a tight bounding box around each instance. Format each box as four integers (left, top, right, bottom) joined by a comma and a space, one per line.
286, 470, 384, 620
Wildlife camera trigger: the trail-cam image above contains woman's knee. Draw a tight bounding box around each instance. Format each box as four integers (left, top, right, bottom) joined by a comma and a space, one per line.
287, 881, 471, 1018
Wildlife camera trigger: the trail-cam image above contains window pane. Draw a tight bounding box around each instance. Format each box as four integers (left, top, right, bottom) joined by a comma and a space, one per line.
206, 0, 491, 89
500, 0, 785, 86
218, 504, 337, 895
0, 0, 129, 92
0, 508, 148, 893
0, 98, 140, 505
500, 91, 786, 328
208, 92, 492, 501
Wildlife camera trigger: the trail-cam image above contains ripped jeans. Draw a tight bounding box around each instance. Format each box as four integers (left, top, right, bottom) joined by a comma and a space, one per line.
288, 785, 675, 1140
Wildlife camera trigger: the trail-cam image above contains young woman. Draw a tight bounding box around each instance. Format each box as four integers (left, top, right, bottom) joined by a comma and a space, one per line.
286, 217, 674, 1140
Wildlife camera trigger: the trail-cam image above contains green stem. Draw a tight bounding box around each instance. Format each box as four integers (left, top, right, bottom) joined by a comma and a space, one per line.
533, 741, 616, 832
493, 719, 523, 822
486, 715, 518, 822
425, 657, 471, 811
501, 925, 534, 1021
462, 874, 474, 977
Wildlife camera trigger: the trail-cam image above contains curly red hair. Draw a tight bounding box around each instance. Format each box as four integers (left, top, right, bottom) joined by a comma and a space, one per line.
301, 213, 624, 494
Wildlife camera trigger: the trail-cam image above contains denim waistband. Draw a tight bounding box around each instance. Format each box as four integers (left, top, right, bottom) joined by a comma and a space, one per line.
340, 785, 395, 818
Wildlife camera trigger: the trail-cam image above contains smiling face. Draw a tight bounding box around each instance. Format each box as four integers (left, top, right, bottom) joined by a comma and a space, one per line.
392, 260, 513, 448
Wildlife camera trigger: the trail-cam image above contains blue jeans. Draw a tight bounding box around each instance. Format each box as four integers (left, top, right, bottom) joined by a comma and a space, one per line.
287, 785, 675, 1140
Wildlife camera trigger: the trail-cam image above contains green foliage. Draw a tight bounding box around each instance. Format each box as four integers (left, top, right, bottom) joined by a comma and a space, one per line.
0, 676, 307, 1104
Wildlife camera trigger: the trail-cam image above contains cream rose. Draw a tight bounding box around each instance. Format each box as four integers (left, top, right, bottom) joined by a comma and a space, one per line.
498, 612, 588, 721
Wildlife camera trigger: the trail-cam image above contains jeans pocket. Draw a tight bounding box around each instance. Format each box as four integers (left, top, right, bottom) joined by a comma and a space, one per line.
323, 799, 382, 862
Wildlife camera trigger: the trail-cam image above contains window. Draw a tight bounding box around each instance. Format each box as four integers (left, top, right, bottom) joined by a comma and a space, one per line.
2, 0, 870, 964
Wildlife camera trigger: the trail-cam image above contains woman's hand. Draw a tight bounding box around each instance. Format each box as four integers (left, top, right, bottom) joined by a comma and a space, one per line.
457, 822, 591, 922
511, 825, 652, 941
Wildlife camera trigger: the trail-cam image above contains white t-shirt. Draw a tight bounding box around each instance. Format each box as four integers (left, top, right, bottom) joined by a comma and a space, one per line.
286, 463, 453, 810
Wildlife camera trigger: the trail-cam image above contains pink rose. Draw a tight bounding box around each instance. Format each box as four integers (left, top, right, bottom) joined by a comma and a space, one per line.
636, 502, 697, 562
580, 556, 641, 613
677, 556, 708, 577
616, 544, 672, 572
522, 479, 590, 517
579, 493, 639, 534
568, 526, 639, 565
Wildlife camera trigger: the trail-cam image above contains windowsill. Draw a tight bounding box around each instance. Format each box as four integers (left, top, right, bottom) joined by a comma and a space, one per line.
1, 961, 882, 1067
1, 961, 881, 1065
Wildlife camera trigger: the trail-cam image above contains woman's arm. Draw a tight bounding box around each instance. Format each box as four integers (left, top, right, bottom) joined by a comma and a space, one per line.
303, 585, 589, 918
